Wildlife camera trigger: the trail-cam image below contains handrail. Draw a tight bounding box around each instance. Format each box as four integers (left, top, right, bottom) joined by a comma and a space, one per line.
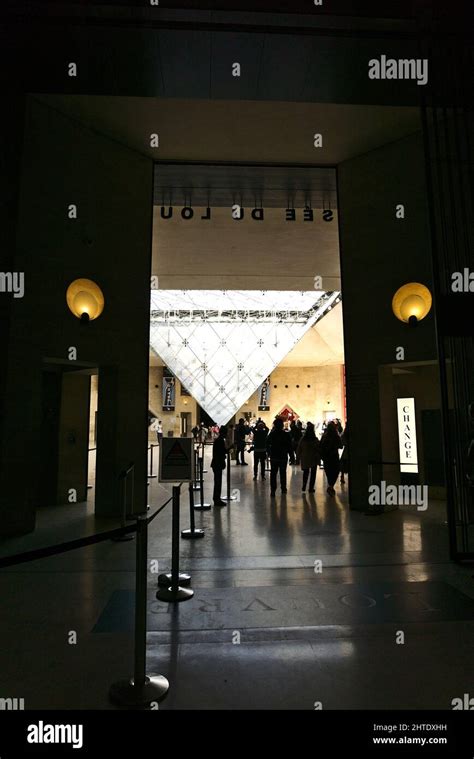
0, 523, 137, 568
120, 462, 135, 479
0, 488, 177, 568
368, 460, 407, 466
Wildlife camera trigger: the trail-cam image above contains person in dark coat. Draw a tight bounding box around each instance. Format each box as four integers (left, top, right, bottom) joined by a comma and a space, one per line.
235, 418, 250, 465
252, 421, 268, 480
320, 421, 343, 495
340, 422, 349, 485
211, 425, 228, 506
296, 422, 320, 493
266, 417, 293, 496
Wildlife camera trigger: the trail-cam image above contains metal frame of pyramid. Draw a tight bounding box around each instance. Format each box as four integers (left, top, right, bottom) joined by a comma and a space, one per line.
150, 290, 341, 425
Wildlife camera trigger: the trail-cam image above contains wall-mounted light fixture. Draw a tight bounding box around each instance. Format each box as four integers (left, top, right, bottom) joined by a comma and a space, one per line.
392, 282, 432, 327
66, 278, 104, 323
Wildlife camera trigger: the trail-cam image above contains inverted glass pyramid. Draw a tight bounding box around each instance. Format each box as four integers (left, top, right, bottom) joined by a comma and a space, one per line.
150, 290, 340, 425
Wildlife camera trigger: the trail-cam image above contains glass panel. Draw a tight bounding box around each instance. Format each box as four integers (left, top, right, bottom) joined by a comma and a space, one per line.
150, 290, 340, 424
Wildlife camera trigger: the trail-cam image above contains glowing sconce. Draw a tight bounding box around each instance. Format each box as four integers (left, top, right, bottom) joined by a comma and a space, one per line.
66, 278, 104, 323
392, 282, 432, 327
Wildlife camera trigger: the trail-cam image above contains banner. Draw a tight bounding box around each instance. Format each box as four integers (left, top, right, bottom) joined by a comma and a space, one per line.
258, 376, 271, 411
397, 397, 418, 474
162, 372, 175, 411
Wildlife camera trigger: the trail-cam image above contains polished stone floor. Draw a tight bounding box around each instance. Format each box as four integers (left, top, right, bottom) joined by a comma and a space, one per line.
1, 447, 473, 710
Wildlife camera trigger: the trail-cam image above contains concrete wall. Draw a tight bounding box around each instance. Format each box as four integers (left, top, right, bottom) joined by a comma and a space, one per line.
0, 96, 153, 535
153, 206, 340, 291
338, 129, 440, 510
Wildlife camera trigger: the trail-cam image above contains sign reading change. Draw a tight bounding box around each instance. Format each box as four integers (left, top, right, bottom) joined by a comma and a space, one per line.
159, 437, 193, 482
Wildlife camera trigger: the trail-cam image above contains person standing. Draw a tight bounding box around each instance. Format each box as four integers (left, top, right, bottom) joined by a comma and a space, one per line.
293, 420, 303, 465
235, 418, 250, 465
252, 421, 268, 480
211, 425, 228, 506
156, 420, 163, 445
320, 421, 343, 495
297, 422, 320, 493
266, 417, 293, 496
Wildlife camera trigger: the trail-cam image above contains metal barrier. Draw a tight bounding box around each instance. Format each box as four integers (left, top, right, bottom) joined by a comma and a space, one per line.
147, 443, 158, 479
181, 480, 205, 539
368, 460, 407, 486
0, 464, 198, 709
112, 462, 135, 542
156, 485, 194, 602
194, 448, 211, 510
366, 460, 413, 515
87, 447, 96, 489
223, 450, 237, 502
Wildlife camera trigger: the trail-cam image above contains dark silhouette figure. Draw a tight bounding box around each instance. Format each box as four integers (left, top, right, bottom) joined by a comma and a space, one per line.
320, 421, 343, 495
211, 424, 228, 506
340, 422, 349, 485
235, 417, 250, 465
266, 417, 293, 496
297, 422, 320, 493
252, 421, 268, 480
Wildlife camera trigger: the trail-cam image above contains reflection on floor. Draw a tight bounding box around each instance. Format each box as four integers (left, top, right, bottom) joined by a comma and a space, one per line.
1, 447, 473, 710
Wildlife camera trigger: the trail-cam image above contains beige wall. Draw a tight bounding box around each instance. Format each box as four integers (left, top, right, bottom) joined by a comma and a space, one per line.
153, 206, 340, 291
148, 367, 197, 440
235, 364, 344, 430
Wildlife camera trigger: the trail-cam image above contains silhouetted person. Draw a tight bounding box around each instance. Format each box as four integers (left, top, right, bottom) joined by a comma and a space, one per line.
320, 421, 343, 495
297, 422, 320, 493
266, 417, 293, 496
340, 422, 349, 485
292, 420, 303, 465
156, 420, 163, 445
252, 421, 268, 480
211, 424, 228, 506
235, 417, 250, 465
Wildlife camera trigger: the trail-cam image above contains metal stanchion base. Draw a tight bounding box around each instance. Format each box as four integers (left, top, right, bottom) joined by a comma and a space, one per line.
109, 675, 169, 708
111, 533, 135, 542
193, 502, 211, 510
156, 586, 194, 602
222, 495, 237, 501
181, 527, 205, 539
192, 483, 201, 491
157, 572, 191, 587
147, 475, 157, 479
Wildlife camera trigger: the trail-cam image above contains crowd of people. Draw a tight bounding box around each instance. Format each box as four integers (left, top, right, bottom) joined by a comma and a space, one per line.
208, 415, 349, 505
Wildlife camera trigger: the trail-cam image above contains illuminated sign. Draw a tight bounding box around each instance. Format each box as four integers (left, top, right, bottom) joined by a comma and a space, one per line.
397, 397, 419, 474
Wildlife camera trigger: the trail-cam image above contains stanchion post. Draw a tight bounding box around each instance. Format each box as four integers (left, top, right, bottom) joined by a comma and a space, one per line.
194, 452, 211, 510
223, 450, 237, 502
112, 465, 135, 542
148, 444, 157, 479
156, 486, 194, 601
181, 481, 205, 539
109, 514, 169, 707
192, 446, 201, 491
201, 442, 208, 473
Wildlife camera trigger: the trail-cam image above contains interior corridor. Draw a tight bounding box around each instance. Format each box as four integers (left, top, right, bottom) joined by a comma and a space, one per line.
1, 446, 473, 710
